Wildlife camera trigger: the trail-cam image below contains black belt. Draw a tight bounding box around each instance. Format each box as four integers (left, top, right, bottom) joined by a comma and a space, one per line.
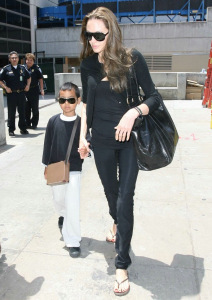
30, 85, 38, 89
12, 89, 24, 93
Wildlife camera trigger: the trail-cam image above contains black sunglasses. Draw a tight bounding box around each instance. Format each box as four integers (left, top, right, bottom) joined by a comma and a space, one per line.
85, 31, 109, 41
58, 97, 77, 104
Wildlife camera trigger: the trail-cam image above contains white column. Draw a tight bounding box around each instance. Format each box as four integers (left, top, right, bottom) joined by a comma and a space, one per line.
29, 0, 37, 54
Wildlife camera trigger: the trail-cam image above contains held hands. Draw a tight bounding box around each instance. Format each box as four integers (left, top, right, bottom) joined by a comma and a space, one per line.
78, 137, 90, 159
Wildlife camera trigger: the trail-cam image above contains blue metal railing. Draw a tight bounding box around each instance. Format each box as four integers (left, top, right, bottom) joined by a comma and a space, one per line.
38, 0, 207, 27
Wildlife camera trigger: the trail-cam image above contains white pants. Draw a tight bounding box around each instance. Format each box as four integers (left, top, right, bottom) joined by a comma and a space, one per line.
51, 171, 81, 247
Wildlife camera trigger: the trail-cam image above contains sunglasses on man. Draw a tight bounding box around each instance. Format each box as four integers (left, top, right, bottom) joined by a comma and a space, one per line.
85, 31, 109, 42
58, 97, 77, 104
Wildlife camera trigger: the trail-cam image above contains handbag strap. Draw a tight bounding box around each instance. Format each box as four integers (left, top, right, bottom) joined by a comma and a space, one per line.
65, 115, 80, 164
130, 65, 165, 111
127, 65, 143, 107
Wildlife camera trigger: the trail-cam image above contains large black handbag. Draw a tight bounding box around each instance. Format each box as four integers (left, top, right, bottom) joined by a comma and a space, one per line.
129, 69, 179, 171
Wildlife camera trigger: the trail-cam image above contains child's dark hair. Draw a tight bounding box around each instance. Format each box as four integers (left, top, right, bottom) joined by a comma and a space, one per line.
59, 82, 80, 99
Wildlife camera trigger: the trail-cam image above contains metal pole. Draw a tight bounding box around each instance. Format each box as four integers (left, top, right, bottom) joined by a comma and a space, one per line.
153, 0, 156, 23
202, 0, 205, 21
72, 1, 75, 27
117, 0, 119, 20
187, 0, 190, 22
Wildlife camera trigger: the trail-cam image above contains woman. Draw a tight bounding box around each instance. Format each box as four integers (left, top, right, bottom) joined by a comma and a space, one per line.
79, 7, 160, 296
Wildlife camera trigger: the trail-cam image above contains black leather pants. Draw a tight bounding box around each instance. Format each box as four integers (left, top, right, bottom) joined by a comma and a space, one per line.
93, 145, 138, 269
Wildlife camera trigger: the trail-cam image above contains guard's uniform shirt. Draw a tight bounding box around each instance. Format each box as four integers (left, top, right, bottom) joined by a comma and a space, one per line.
0, 64, 30, 91
25, 64, 43, 88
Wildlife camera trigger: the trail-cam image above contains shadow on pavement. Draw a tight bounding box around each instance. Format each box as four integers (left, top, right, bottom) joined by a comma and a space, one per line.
81, 237, 204, 300
33, 127, 46, 131
11, 132, 44, 139
0, 254, 44, 300
0, 144, 15, 155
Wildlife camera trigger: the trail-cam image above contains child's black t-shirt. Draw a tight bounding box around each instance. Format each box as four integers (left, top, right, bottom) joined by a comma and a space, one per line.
42, 114, 83, 171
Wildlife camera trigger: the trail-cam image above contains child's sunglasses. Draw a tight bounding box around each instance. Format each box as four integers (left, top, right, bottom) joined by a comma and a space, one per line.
58, 97, 77, 104
85, 31, 109, 41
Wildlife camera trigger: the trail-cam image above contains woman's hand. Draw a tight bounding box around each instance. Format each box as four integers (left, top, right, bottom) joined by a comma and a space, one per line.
114, 104, 149, 142
114, 108, 139, 142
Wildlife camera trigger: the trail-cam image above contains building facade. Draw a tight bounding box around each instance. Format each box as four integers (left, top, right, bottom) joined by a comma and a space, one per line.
36, 7, 212, 74
1, 1, 211, 92
0, 0, 31, 66
0, 0, 58, 67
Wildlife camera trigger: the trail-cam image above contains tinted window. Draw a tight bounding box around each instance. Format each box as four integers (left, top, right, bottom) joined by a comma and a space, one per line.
6, 0, 20, 13
7, 26, 22, 40
0, 0, 6, 9
21, 3, 30, 15
8, 41, 22, 53
22, 16, 30, 28
7, 12, 22, 27
0, 24, 7, 38
22, 29, 30, 41
55, 58, 64, 64
0, 39, 8, 53
22, 43, 31, 53
0, 9, 6, 22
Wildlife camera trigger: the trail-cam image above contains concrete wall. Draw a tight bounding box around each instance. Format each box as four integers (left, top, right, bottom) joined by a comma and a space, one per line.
55, 72, 206, 100
36, 7, 212, 72
0, 89, 6, 146
35, 0, 58, 8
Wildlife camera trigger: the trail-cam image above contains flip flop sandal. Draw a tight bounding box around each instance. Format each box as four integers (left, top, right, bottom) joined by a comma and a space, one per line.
114, 277, 130, 296
106, 229, 116, 243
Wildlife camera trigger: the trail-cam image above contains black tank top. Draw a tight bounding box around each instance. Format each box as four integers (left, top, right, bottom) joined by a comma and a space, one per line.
91, 81, 132, 149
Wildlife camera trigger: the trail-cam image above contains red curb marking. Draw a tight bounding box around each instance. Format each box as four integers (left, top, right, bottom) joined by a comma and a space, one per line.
178, 134, 199, 140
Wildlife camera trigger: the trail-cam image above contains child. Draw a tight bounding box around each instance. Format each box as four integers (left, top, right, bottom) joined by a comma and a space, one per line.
42, 82, 88, 258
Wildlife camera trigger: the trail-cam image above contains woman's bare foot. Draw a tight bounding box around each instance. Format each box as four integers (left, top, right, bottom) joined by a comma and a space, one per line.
106, 223, 117, 243
114, 269, 130, 296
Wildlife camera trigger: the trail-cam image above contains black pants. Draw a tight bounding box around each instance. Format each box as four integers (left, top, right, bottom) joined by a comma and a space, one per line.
7, 92, 27, 132
25, 87, 39, 127
93, 145, 138, 269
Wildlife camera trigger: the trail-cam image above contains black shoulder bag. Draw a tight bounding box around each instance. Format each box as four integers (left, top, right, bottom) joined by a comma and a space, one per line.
128, 67, 179, 171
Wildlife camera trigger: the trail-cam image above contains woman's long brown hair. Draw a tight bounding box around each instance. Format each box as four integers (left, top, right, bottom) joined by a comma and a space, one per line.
80, 7, 132, 93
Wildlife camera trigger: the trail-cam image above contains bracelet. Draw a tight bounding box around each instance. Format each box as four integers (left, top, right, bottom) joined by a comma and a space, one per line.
134, 106, 143, 116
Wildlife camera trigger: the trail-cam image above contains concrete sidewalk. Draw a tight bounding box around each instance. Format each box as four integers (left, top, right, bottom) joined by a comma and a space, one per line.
0, 98, 211, 300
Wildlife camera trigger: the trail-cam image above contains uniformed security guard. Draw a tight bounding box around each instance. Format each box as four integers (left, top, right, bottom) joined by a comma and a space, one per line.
0, 51, 31, 136
25, 53, 44, 129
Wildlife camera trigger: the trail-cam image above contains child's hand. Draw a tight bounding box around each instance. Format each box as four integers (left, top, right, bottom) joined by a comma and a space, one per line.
78, 141, 90, 159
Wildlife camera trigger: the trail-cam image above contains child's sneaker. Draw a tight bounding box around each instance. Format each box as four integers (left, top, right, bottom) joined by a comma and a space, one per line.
58, 216, 64, 229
